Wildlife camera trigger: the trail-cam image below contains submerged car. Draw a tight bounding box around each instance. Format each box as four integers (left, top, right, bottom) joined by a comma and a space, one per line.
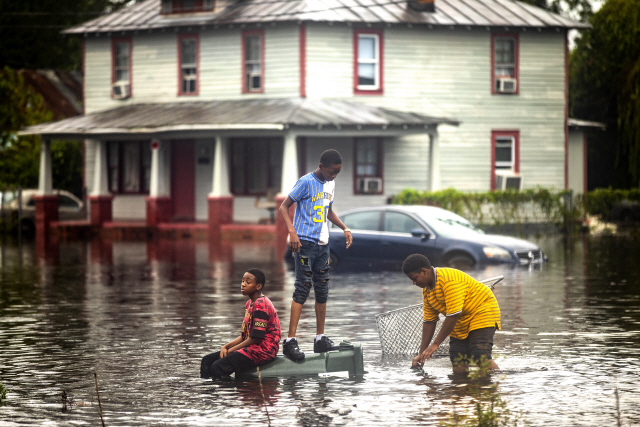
0, 189, 84, 235
326, 205, 546, 269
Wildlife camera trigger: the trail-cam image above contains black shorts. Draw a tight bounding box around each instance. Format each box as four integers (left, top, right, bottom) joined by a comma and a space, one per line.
449, 326, 497, 364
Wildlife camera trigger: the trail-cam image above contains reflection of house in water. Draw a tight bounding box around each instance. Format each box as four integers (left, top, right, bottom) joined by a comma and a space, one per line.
21, 0, 593, 242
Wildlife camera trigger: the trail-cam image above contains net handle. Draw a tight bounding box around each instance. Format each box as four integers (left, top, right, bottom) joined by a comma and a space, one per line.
479, 275, 504, 290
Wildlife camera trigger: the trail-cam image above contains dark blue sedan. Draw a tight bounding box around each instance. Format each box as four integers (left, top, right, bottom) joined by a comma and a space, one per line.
327, 205, 546, 269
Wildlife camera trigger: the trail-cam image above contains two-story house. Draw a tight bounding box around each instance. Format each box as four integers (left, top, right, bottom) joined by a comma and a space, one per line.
22, 0, 588, 237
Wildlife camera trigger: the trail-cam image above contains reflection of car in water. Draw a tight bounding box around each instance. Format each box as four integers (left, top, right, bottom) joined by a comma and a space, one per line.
0, 189, 84, 236
609, 200, 640, 224
302, 205, 547, 269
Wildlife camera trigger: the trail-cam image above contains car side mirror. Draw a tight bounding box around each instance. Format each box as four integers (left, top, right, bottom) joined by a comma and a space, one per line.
411, 228, 431, 241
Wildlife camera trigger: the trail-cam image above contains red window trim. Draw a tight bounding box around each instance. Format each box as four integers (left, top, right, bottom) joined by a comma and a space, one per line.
241, 29, 265, 94
177, 33, 200, 96
299, 24, 306, 98
353, 29, 384, 95
111, 37, 133, 99
353, 138, 384, 195
491, 130, 520, 191
491, 33, 519, 95
161, 0, 214, 14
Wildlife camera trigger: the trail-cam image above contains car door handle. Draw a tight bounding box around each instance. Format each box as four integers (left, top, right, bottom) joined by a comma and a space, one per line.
381, 241, 391, 246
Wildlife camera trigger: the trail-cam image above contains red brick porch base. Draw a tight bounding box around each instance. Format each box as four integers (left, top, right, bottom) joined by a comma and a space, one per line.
89, 195, 113, 226
146, 196, 172, 226
208, 196, 234, 237
34, 194, 59, 237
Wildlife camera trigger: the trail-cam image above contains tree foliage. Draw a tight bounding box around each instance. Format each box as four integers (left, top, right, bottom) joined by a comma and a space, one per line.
0, 67, 83, 195
0, 67, 51, 189
0, 0, 133, 70
570, 0, 640, 188
519, 0, 593, 22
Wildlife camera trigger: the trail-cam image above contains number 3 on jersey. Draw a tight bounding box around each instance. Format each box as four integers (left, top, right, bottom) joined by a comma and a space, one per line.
313, 205, 329, 223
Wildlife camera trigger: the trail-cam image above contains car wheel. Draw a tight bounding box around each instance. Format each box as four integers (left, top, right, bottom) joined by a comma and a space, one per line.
445, 253, 475, 269
329, 252, 339, 268
19, 219, 35, 238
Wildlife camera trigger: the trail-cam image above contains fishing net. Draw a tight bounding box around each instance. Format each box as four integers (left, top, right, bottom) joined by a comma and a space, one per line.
375, 276, 503, 356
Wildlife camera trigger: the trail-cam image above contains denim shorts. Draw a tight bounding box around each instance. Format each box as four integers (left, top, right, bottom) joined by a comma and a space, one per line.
292, 239, 330, 304
449, 326, 497, 364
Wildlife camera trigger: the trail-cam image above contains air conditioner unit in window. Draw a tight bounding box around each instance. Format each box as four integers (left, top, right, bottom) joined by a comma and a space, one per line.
495, 171, 523, 190
112, 81, 131, 99
496, 77, 517, 93
358, 177, 382, 194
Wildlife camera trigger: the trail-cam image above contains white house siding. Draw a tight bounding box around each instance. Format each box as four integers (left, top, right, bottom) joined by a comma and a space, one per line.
84, 26, 299, 113
304, 24, 567, 193
84, 139, 97, 194
112, 195, 146, 220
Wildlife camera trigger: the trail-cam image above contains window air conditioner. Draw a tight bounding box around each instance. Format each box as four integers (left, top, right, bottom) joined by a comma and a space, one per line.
496, 77, 517, 93
358, 177, 382, 194
112, 81, 131, 99
495, 171, 523, 190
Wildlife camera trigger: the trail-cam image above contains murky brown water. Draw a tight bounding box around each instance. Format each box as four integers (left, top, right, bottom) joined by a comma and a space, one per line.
0, 235, 639, 426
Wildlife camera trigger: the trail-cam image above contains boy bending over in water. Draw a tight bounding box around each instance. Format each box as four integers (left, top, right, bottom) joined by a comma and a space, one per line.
200, 268, 281, 379
402, 254, 501, 373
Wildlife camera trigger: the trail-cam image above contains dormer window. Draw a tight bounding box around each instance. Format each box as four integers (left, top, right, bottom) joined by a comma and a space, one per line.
161, 0, 214, 14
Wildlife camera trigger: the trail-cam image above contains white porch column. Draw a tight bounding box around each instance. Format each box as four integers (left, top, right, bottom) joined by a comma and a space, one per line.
429, 132, 441, 192
38, 139, 53, 195
149, 139, 170, 197
210, 136, 230, 197
91, 140, 110, 196
279, 131, 298, 196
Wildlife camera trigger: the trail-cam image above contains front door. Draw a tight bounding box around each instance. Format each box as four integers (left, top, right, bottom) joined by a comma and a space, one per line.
171, 140, 195, 221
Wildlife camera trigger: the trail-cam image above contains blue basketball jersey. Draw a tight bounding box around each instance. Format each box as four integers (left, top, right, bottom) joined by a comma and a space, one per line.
288, 172, 335, 245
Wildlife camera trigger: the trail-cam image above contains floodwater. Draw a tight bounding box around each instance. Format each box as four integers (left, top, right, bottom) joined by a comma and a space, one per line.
0, 234, 639, 426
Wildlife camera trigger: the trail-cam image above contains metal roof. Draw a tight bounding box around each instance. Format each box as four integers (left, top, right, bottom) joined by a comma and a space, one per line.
20, 98, 459, 138
63, 0, 589, 34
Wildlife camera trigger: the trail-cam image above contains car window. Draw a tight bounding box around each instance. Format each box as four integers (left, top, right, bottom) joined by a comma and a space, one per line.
341, 211, 381, 231
59, 195, 80, 209
384, 211, 424, 233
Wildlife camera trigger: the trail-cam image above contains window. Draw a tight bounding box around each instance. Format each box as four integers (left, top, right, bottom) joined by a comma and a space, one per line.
354, 30, 383, 94
107, 141, 152, 194
161, 0, 214, 14
341, 211, 381, 231
384, 211, 424, 234
178, 34, 199, 95
230, 138, 282, 195
111, 38, 132, 99
491, 131, 520, 190
354, 138, 383, 194
492, 34, 518, 94
242, 30, 264, 93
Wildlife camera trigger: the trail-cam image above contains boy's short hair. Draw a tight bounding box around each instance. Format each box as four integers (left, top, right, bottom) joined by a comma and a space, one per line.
402, 254, 432, 275
246, 268, 266, 288
320, 149, 342, 167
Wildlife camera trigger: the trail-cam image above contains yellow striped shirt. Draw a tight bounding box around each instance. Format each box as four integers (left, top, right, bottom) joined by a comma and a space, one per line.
422, 268, 501, 340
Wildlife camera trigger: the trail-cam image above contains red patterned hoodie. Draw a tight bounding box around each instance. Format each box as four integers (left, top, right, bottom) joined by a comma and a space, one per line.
237, 296, 281, 365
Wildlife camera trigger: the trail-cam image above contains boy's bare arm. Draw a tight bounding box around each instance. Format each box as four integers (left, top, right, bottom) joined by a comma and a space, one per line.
412, 322, 436, 367
221, 336, 243, 357
279, 196, 301, 252
227, 337, 262, 354
327, 207, 352, 249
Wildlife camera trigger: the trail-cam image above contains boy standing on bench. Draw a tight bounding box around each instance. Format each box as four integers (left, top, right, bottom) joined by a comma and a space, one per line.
279, 149, 353, 360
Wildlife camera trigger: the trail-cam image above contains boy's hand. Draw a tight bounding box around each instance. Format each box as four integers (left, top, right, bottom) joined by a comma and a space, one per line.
344, 230, 352, 249
289, 231, 301, 253
220, 347, 229, 357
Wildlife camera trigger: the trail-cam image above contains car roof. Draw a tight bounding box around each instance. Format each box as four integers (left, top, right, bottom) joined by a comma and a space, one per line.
339, 205, 452, 216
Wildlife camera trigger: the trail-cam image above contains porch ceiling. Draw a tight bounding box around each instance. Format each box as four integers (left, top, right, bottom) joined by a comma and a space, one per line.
20, 98, 459, 139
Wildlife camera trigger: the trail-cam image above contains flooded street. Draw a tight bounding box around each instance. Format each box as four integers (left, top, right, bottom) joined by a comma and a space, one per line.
1, 235, 639, 426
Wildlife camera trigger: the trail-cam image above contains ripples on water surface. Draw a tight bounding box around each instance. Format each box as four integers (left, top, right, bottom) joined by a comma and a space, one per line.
0, 235, 639, 426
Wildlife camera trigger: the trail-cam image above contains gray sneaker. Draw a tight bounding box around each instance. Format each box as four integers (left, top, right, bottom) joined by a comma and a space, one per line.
314, 336, 339, 353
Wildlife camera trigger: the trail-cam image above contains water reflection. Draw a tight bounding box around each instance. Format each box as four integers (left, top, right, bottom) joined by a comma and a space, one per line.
0, 235, 639, 426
